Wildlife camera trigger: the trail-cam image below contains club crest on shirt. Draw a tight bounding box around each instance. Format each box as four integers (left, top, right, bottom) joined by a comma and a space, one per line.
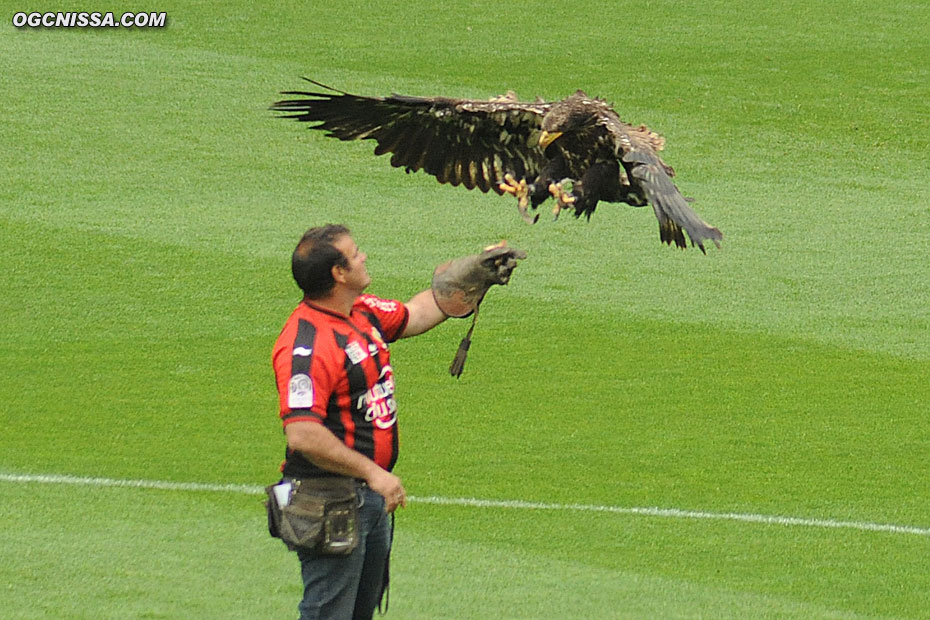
369, 327, 387, 354
288, 373, 313, 409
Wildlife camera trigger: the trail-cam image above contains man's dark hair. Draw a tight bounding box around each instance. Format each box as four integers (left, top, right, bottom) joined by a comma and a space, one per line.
291, 224, 351, 299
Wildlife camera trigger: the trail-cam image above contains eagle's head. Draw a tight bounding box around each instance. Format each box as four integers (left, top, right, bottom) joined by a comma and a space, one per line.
539, 91, 599, 149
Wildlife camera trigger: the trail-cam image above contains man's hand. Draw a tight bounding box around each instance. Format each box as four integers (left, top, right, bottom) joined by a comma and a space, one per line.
366, 468, 407, 513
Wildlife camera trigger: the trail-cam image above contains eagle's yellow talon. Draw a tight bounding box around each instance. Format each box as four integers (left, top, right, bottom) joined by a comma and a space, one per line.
499, 174, 527, 199
499, 175, 535, 222
548, 181, 576, 220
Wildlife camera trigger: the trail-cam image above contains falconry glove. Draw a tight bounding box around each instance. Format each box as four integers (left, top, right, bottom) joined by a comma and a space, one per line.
431, 242, 527, 377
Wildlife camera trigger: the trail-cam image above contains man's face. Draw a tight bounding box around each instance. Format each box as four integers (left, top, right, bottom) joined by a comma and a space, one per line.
333, 234, 371, 293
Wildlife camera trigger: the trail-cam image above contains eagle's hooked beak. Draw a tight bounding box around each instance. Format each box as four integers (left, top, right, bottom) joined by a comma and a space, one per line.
538, 130, 563, 149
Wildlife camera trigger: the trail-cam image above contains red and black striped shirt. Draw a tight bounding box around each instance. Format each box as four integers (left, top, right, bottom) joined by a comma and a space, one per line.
272, 294, 409, 478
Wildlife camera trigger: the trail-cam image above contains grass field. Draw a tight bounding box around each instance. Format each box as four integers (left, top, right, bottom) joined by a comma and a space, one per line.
2, 1, 929, 618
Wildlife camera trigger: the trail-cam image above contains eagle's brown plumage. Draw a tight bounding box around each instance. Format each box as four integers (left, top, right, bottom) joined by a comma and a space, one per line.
271, 79, 722, 252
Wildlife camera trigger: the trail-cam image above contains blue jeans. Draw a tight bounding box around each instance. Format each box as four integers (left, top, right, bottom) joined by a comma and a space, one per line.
295, 485, 392, 620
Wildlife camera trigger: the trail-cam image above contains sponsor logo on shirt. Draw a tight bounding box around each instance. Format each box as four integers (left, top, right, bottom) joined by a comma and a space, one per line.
356, 365, 397, 429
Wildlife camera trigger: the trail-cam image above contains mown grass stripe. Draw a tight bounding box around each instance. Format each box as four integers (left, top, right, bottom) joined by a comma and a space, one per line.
3, 472, 927, 537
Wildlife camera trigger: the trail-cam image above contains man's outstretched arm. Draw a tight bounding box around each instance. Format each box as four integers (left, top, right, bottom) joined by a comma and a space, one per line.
400, 288, 448, 338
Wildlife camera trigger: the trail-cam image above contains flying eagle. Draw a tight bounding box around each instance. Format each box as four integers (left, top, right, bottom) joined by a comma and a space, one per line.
271, 80, 723, 252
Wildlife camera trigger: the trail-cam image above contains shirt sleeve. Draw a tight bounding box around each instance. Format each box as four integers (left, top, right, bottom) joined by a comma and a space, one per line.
272, 322, 337, 427
356, 294, 410, 342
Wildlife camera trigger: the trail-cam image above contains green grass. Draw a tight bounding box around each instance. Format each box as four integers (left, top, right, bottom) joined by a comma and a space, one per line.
2, 0, 930, 618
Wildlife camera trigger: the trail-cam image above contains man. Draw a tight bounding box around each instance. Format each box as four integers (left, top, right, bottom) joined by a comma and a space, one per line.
271, 224, 524, 619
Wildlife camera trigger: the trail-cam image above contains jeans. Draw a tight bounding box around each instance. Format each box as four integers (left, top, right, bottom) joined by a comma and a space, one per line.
296, 485, 392, 620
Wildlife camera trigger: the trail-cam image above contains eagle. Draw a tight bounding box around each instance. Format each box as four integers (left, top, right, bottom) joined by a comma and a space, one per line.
271, 79, 723, 253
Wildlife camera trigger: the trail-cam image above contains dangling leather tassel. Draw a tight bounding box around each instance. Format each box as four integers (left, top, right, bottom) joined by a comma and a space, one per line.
377, 513, 394, 616
449, 305, 479, 378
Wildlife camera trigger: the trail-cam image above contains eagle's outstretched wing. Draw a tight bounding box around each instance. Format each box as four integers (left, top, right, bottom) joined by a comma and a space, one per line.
271, 79, 550, 193
606, 116, 723, 253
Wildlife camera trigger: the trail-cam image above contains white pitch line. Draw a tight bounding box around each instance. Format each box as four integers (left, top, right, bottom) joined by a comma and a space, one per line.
412, 495, 930, 537
0, 472, 264, 495
2, 472, 929, 537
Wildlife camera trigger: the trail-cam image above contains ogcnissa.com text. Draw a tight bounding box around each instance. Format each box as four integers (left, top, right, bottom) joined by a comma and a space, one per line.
12, 12, 167, 28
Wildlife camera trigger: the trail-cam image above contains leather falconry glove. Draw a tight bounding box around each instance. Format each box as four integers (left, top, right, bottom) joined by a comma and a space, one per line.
431, 242, 527, 377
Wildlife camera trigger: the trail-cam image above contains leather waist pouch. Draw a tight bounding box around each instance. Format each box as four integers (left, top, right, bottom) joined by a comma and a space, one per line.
266, 476, 359, 555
